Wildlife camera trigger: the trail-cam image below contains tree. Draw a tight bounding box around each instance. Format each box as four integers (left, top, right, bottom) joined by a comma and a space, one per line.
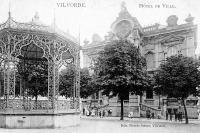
80, 68, 96, 98
93, 39, 149, 120
17, 59, 48, 102
59, 65, 75, 98
59, 67, 96, 98
154, 54, 200, 124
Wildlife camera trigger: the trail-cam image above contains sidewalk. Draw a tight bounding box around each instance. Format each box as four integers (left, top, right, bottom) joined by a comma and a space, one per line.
81, 116, 200, 124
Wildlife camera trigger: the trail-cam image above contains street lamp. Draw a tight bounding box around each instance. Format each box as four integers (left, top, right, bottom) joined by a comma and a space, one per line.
158, 50, 167, 110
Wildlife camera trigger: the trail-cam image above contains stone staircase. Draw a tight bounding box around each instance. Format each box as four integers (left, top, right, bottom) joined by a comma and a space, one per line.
139, 103, 162, 118
97, 103, 109, 110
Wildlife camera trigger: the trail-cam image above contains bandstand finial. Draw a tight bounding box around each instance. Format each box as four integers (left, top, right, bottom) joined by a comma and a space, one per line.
121, 1, 127, 12
7, 0, 13, 27
8, 0, 12, 19
34, 12, 39, 20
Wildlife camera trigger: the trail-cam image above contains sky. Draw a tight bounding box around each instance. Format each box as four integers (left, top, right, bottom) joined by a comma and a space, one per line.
0, 0, 200, 53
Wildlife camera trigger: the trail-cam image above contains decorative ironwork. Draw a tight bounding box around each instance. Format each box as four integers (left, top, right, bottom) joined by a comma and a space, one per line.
0, 99, 77, 111
31, 100, 49, 110
0, 13, 80, 113
9, 68, 15, 96
70, 100, 75, 109
48, 60, 55, 109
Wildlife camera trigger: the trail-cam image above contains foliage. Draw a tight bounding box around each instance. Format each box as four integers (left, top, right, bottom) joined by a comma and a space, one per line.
154, 54, 200, 124
154, 55, 200, 98
80, 68, 97, 98
59, 66, 96, 98
93, 39, 150, 120
59, 65, 75, 98
16, 59, 48, 100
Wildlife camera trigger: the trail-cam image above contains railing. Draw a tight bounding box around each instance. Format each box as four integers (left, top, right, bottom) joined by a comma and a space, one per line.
140, 103, 161, 117
117, 100, 129, 105
0, 99, 79, 112
144, 99, 154, 105
143, 23, 160, 33
98, 104, 109, 109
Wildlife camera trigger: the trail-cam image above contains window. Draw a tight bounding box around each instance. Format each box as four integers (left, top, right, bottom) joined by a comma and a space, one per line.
95, 92, 99, 99
186, 100, 198, 106
145, 52, 155, 69
146, 89, 153, 99
167, 46, 177, 57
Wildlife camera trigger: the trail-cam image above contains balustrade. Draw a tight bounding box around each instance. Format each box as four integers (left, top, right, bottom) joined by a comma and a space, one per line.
0, 99, 79, 112
140, 103, 161, 117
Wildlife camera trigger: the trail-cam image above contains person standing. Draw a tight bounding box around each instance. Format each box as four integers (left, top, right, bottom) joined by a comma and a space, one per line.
146, 110, 150, 119
178, 106, 182, 122
99, 111, 102, 118
169, 109, 173, 121
83, 107, 85, 116
109, 109, 112, 117
166, 110, 169, 120
174, 110, 178, 122
103, 110, 105, 117
197, 109, 200, 120
128, 112, 133, 119
151, 112, 154, 119
91, 109, 95, 117
169, 112, 173, 121
86, 109, 89, 116
179, 111, 183, 122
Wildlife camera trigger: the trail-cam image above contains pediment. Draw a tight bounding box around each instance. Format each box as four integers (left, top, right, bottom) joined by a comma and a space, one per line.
144, 44, 155, 51
145, 50, 155, 56
160, 35, 185, 44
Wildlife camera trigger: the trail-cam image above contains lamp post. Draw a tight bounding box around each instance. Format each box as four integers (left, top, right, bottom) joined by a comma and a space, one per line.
158, 51, 167, 109
197, 67, 200, 120
158, 94, 161, 109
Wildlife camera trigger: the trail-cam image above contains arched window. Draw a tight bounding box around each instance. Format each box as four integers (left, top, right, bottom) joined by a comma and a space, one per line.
145, 52, 155, 70
167, 46, 178, 57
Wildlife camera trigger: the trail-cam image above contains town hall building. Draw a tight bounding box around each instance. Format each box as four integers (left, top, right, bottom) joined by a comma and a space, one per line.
82, 2, 198, 118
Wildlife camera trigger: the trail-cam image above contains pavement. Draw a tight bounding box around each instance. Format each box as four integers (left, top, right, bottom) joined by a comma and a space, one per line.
79, 117, 200, 133
0, 116, 199, 133
81, 115, 200, 124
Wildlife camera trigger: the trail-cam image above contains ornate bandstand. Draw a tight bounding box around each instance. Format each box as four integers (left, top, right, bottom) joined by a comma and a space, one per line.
0, 12, 80, 128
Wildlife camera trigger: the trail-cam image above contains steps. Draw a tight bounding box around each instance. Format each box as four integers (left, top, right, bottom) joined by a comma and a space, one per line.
139, 103, 162, 118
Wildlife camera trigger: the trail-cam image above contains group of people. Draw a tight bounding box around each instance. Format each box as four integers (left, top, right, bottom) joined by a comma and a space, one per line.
146, 110, 155, 119
166, 108, 183, 122
82, 107, 112, 118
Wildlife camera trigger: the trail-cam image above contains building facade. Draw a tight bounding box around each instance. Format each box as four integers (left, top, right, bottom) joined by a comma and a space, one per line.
82, 3, 198, 118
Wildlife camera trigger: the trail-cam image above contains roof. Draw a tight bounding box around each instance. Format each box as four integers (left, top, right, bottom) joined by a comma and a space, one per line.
110, 2, 142, 32
0, 12, 78, 44
143, 23, 197, 37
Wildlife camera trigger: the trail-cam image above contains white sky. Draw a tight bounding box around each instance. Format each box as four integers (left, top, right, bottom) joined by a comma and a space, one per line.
0, 0, 200, 52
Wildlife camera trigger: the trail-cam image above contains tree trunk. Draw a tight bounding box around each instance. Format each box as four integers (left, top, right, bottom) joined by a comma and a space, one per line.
120, 97, 124, 120
0, 80, 1, 97
182, 98, 189, 124
35, 95, 38, 109
158, 94, 161, 109
140, 95, 142, 104
139, 95, 142, 116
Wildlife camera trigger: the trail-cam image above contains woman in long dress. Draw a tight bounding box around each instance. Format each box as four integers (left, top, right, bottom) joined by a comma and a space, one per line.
197, 109, 200, 120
